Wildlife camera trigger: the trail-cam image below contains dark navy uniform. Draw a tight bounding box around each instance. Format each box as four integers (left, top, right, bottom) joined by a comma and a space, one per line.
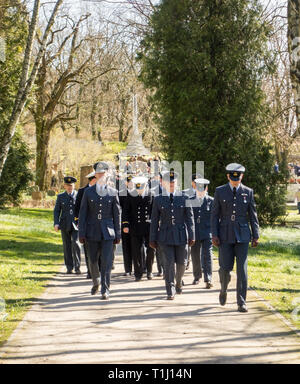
123, 178, 154, 280
150, 182, 195, 298
78, 184, 121, 297
185, 188, 214, 284
74, 174, 101, 278
150, 180, 165, 276
211, 164, 259, 311
119, 186, 133, 275
54, 188, 81, 273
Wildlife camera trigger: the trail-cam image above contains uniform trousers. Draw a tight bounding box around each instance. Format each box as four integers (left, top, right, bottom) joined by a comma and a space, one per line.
219, 242, 249, 306
191, 239, 213, 282
159, 244, 187, 297
86, 240, 114, 295
121, 232, 132, 273
83, 242, 101, 276
131, 235, 154, 279
156, 245, 165, 275
61, 229, 81, 272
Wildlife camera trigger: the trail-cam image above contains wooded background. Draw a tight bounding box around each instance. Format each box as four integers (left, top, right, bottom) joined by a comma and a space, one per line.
0, 0, 300, 224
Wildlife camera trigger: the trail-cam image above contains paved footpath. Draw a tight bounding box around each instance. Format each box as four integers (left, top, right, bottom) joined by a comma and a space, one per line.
0, 247, 299, 364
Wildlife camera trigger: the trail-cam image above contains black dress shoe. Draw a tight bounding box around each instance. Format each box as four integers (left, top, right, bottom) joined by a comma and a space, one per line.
135, 277, 142, 282
91, 285, 99, 295
66, 270, 73, 274
205, 282, 213, 289
167, 295, 175, 300
147, 273, 153, 280
86, 273, 91, 279
192, 279, 199, 285
219, 291, 227, 306
181, 280, 185, 286
238, 304, 248, 313
156, 272, 162, 277
75, 269, 81, 275
101, 293, 109, 300
111, 264, 115, 270
175, 286, 182, 294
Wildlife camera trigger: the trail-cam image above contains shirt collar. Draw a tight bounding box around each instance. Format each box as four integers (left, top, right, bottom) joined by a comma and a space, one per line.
96, 183, 107, 194
228, 182, 241, 191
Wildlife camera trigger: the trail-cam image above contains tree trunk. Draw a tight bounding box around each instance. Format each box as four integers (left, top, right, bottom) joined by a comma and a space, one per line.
0, 0, 63, 179
0, 0, 40, 178
90, 83, 97, 139
97, 112, 102, 143
288, 0, 300, 136
35, 120, 51, 191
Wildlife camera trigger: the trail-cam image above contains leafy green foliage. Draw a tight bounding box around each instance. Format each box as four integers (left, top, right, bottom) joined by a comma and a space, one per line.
0, 1, 28, 130
138, 0, 287, 225
0, 133, 33, 207
0, 1, 32, 207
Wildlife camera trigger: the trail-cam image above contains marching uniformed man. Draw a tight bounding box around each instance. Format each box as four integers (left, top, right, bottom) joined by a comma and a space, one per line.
150, 171, 195, 300
74, 171, 97, 279
78, 162, 121, 300
54, 176, 81, 274
184, 173, 203, 271
211, 163, 259, 312
119, 173, 134, 276
123, 176, 155, 281
150, 172, 165, 277
186, 178, 214, 288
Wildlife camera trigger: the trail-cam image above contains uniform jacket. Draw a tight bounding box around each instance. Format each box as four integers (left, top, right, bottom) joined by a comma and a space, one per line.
74, 184, 89, 219
123, 188, 153, 236
119, 188, 133, 230
78, 184, 121, 241
211, 183, 259, 244
184, 188, 213, 241
150, 192, 195, 245
150, 184, 163, 197
54, 191, 78, 232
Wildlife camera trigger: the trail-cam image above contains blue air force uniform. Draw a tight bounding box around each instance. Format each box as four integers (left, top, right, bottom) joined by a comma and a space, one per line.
119, 188, 133, 275
54, 177, 81, 273
123, 177, 154, 280
211, 163, 259, 311
150, 181, 165, 276
185, 185, 214, 285
74, 171, 98, 279
150, 172, 195, 298
79, 182, 121, 297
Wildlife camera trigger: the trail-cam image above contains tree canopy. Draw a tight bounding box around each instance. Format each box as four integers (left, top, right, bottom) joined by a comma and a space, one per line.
138, 0, 288, 224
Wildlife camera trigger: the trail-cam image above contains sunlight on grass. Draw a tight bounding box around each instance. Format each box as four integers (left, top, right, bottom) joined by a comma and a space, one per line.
0, 208, 63, 346
248, 226, 300, 330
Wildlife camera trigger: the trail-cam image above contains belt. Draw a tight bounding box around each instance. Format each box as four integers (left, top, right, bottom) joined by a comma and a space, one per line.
161, 221, 185, 227
221, 215, 246, 222
97, 215, 113, 220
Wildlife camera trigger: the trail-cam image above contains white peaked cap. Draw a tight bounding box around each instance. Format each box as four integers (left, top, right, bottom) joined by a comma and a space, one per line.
86, 171, 95, 178
225, 163, 245, 172
132, 176, 148, 185
194, 178, 210, 185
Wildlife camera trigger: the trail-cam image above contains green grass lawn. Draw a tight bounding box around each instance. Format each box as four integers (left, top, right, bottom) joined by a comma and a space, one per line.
0, 208, 62, 346
284, 204, 300, 227
0, 207, 299, 348
248, 225, 300, 330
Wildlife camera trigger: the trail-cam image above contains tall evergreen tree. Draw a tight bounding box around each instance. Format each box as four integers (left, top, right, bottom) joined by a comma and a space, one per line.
138, 0, 288, 225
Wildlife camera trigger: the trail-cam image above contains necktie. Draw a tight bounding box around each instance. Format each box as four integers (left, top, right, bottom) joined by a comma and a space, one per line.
170, 193, 174, 203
